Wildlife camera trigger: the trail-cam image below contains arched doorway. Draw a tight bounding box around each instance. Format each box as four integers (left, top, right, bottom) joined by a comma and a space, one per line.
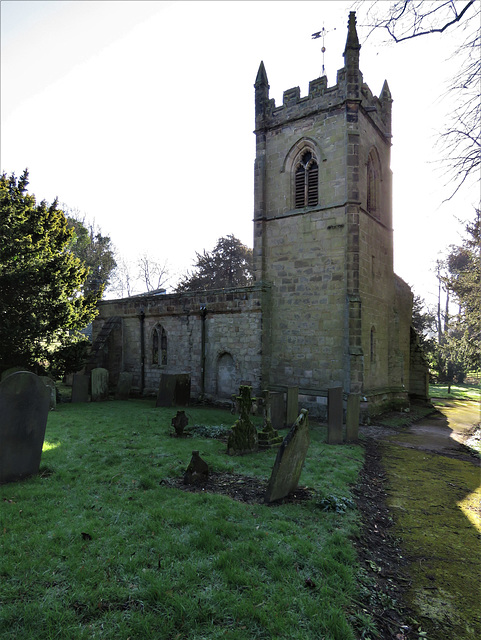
217, 352, 236, 398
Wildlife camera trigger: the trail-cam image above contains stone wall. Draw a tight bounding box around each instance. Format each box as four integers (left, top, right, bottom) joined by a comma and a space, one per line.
92, 285, 265, 400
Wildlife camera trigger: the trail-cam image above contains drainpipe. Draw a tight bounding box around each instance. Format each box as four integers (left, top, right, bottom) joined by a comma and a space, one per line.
200, 306, 207, 399
139, 308, 145, 395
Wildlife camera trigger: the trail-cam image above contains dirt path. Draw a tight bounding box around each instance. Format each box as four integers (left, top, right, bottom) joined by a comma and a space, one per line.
356, 400, 481, 639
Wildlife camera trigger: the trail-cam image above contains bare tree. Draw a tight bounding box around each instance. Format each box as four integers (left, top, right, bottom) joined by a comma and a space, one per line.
137, 253, 170, 292
355, 1, 480, 198
107, 256, 135, 298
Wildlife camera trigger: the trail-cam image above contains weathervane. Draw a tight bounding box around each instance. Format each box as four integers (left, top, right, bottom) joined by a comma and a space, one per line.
312, 25, 336, 77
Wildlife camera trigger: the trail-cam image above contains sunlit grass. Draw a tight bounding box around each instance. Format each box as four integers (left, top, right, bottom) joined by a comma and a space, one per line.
42, 440, 60, 452
0, 399, 366, 640
458, 487, 481, 532
429, 382, 480, 401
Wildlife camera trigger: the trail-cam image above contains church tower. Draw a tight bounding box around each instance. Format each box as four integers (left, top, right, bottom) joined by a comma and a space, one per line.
253, 12, 412, 414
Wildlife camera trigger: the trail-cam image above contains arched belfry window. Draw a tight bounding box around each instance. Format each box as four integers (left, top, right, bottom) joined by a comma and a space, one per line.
294, 151, 319, 208
152, 324, 167, 365
367, 149, 381, 218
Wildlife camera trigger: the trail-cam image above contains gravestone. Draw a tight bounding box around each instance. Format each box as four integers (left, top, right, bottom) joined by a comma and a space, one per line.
269, 391, 286, 429
264, 409, 310, 503
0, 371, 50, 484
71, 374, 89, 403
91, 367, 109, 401
258, 390, 283, 450
156, 374, 191, 407
39, 376, 56, 410
327, 386, 343, 444
183, 451, 209, 486
286, 386, 299, 425
115, 372, 133, 400
1, 366, 25, 382
171, 410, 189, 437
226, 386, 258, 455
346, 393, 360, 443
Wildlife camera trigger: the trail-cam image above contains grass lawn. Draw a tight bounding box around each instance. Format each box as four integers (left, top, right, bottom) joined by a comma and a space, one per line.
1, 400, 365, 640
429, 382, 480, 402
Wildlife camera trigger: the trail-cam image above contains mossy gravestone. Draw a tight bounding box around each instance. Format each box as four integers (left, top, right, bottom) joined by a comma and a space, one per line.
91, 367, 109, 402
264, 409, 310, 503
226, 386, 258, 456
0, 371, 50, 484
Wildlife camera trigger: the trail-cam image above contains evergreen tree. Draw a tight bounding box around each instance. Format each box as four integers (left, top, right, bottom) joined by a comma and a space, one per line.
442, 209, 481, 375
0, 170, 100, 374
65, 213, 117, 296
175, 235, 253, 292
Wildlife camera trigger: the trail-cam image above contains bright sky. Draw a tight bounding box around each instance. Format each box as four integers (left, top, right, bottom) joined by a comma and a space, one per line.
1, 1, 478, 305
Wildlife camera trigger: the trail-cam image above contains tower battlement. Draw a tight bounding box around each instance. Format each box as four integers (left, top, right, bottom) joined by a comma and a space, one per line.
255, 12, 392, 140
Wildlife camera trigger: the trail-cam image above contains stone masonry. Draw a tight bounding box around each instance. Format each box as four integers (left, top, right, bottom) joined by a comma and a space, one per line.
90, 13, 428, 417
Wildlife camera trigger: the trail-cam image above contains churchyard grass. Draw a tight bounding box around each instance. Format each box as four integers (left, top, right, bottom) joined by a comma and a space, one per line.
429, 382, 480, 402
1, 400, 364, 640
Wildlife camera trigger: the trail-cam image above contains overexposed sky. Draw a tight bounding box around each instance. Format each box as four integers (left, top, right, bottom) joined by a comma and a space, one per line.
1, 1, 478, 305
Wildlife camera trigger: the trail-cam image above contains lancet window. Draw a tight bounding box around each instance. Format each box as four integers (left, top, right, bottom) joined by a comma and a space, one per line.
294, 151, 319, 208
152, 324, 167, 366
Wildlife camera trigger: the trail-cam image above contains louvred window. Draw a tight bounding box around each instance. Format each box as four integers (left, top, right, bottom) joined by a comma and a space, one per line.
294, 151, 318, 208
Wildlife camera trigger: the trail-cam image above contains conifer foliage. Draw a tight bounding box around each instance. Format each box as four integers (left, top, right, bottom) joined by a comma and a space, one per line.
175, 235, 253, 292
0, 170, 100, 374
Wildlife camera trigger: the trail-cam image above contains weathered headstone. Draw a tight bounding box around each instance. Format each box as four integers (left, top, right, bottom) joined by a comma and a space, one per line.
174, 374, 191, 405
115, 372, 133, 400
0, 371, 50, 484
327, 386, 343, 444
71, 374, 89, 403
269, 391, 286, 429
91, 367, 109, 402
171, 410, 189, 437
264, 409, 310, 503
346, 393, 360, 443
227, 386, 258, 455
183, 450, 209, 486
39, 376, 56, 410
258, 390, 283, 450
156, 374, 191, 407
286, 386, 299, 425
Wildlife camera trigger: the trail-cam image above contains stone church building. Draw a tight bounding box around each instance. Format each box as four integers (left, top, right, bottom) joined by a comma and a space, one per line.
91, 13, 428, 418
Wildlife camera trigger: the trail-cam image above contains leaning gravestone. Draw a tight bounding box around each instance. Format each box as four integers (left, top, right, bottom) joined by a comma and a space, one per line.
91, 367, 109, 402
346, 393, 360, 443
71, 374, 89, 403
115, 372, 133, 400
327, 386, 343, 444
264, 409, 310, 503
0, 371, 50, 484
226, 386, 258, 455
